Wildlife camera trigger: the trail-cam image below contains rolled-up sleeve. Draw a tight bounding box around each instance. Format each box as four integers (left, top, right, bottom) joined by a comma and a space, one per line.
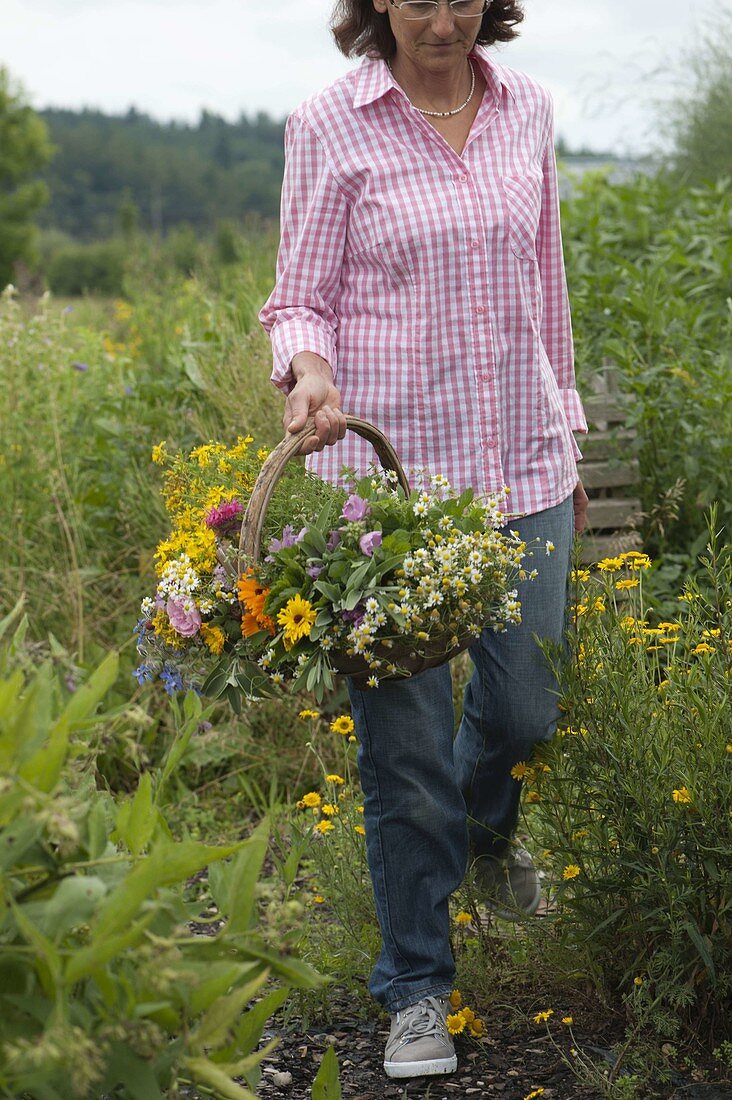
536, 113, 587, 435
258, 113, 349, 394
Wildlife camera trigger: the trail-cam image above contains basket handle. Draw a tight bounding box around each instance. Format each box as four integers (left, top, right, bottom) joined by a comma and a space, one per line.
237, 415, 411, 569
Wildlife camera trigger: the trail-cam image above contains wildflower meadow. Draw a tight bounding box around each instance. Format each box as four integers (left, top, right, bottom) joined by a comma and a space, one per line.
1, 168, 730, 1099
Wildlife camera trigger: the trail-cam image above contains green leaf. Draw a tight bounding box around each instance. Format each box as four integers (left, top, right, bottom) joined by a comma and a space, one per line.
184, 1056, 257, 1100
209, 819, 270, 936
9, 897, 62, 990
34, 875, 107, 942
64, 911, 159, 984
112, 838, 245, 931
311, 1045, 341, 1099
189, 966, 269, 1053
220, 986, 289, 1060
100, 1041, 164, 1100
114, 771, 157, 857
202, 661, 230, 699
0, 818, 43, 872
683, 920, 716, 982
187, 962, 258, 1017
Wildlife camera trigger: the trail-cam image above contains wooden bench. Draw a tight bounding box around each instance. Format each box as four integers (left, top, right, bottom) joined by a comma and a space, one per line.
577, 371, 643, 564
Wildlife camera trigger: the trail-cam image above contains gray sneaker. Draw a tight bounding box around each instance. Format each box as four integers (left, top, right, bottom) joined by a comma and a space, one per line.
474, 845, 542, 921
383, 995, 457, 1079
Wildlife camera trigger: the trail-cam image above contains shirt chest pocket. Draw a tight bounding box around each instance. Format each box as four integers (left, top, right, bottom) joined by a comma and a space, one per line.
501, 170, 543, 260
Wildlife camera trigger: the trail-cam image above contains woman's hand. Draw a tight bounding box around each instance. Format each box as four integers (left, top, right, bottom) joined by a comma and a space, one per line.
285, 352, 347, 455
573, 479, 589, 534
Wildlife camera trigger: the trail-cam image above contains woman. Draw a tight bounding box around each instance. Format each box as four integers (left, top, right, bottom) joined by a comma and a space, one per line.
260, 0, 588, 1080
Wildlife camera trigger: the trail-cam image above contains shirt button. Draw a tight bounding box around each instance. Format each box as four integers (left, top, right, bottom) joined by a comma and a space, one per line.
470, 238, 480, 250
485, 436, 496, 448
476, 305, 485, 315
457, 172, 468, 183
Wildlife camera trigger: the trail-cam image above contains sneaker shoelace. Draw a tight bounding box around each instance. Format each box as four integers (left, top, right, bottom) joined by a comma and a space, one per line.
398, 997, 447, 1043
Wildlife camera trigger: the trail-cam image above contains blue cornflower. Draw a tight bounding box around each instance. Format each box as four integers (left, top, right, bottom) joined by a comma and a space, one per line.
159, 666, 184, 695
133, 664, 154, 685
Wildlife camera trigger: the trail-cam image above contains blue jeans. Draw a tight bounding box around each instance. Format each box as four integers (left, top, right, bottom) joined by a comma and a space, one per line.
347, 495, 574, 1012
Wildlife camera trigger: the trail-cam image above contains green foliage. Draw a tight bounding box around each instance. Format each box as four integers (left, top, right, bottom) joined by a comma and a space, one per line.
0, 67, 54, 287
664, 10, 732, 185
34, 106, 285, 240
311, 1045, 341, 1099
524, 529, 732, 1042
562, 170, 732, 588
45, 238, 127, 296
0, 605, 324, 1099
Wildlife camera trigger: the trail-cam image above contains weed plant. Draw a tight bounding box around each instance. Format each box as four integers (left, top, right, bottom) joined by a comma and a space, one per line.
524, 524, 731, 1046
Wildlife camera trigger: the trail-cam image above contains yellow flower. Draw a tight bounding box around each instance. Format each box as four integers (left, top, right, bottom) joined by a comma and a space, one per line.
702, 628, 721, 638
571, 569, 590, 582
596, 556, 623, 572
526, 791, 541, 804
562, 1016, 573, 1025
459, 1007, 475, 1024
348, 734, 358, 744
524, 1090, 546, 1100
277, 595, 316, 645
314, 820, 334, 835
446, 1013, 466, 1035
563, 865, 581, 881
469, 1018, 484, 1038
151, 441, 167, 465
510, 761, 534, 781
672, 787, 692, 804
621, 550, 651, 570
533, 1009, 554, 1023
321, 803, 339, 817
692, 642, 714, 655
299, 709, 321, 720
572, 829, 589, 840
354, 824, 366, 836
615, 578, 640, 590
330, 715, 355, 736
356, 805, 364, 813
454, 911, 472, 925
257, 447, 270, 461
634, 976, 644, 986
312, 895, 325, 904
325, 774, 345, 786
449, 989, 462, 1010
200, 622, 225, 655
300, 792, 321, 809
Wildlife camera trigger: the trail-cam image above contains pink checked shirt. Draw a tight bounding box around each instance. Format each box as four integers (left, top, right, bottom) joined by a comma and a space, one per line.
259, 45, 587, 518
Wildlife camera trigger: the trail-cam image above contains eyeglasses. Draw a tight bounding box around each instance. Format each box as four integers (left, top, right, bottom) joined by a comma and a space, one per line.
388, 0, 491, 20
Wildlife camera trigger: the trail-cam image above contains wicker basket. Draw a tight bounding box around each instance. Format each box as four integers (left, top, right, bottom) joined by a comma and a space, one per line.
237, 415, 475, 688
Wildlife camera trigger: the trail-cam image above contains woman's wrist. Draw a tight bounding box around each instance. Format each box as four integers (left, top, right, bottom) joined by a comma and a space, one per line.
291, 352, 334, 383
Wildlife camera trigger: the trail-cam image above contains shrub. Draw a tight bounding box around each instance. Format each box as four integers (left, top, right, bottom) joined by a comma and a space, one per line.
524, 528, 732, 1042
0, 603, 325, 1099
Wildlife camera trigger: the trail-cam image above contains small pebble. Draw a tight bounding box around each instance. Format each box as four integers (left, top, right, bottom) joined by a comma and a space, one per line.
270, 1070, 293, 1086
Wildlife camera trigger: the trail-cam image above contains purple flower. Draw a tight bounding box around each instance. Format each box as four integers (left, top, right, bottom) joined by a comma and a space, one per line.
266, 524, 307, 560
71, 361, 89, 372
205, 499, 244, 530
342, 607, 365, 627
326, 528, 342, 552
307, 564, 324, 578
359, 530, 382, 557
63, 305, 74, 314
342, 494, 371, 522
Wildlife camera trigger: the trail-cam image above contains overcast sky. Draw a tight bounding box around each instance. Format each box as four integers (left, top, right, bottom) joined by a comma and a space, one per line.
0, 0, 712, 154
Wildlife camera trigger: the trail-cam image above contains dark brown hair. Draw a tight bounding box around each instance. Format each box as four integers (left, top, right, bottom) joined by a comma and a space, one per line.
331, 0, 524, 59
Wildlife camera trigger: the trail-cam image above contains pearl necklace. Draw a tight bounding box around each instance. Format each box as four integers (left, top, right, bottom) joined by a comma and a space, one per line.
387, 59, 475, 118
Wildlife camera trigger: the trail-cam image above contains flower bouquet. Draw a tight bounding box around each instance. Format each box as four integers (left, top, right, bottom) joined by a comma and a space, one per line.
135, 417, 539, 708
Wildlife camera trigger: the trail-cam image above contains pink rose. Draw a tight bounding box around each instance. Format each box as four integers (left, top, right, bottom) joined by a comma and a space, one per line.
166, 597, 202, 637
359, 530, 382, 557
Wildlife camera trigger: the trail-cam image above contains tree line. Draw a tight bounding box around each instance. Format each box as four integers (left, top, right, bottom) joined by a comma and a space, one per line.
34, 105, 286, 240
